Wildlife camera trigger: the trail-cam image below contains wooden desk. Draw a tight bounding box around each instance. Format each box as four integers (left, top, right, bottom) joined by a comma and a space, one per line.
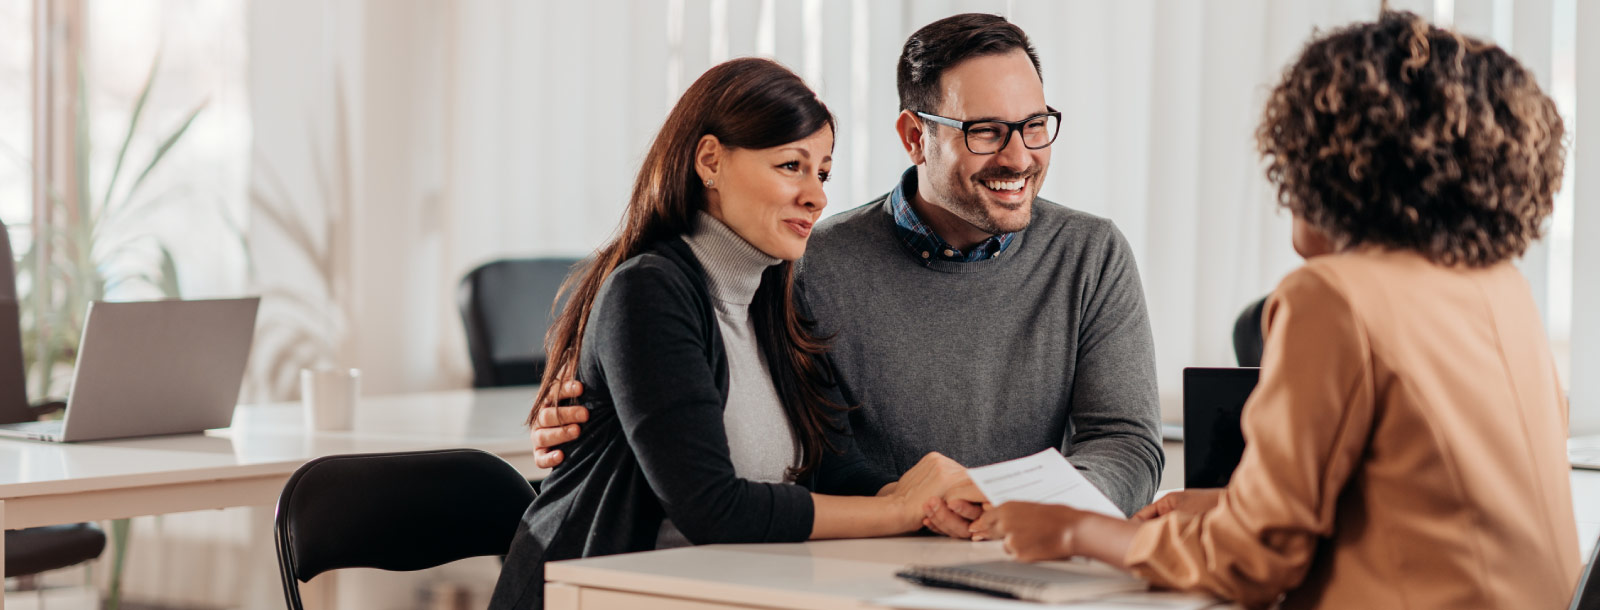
0, 386, 545, 609
546, 463, 1600, 609
546, 537, 1228, 610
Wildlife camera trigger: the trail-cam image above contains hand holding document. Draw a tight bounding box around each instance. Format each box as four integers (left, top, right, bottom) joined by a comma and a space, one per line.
966, 449, 1124, 519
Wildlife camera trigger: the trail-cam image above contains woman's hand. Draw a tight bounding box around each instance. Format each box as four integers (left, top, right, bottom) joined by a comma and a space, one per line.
1131, 488, 1224, 522
970, 502, 1140, 566
886, 452, 970, 531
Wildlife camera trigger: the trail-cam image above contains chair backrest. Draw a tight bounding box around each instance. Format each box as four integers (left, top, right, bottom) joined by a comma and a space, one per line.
274, 449, 536, 610
1231, 295, 1269, 368
0, 220, 37, 424
458, 258, 582, 387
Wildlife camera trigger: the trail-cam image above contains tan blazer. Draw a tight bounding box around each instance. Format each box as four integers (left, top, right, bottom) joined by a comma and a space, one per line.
1127, 249, 1579, 609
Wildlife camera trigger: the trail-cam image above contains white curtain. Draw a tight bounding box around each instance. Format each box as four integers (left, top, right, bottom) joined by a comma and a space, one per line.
246, 0, 1587, 425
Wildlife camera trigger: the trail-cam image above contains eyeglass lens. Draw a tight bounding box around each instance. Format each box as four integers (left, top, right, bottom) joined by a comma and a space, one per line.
965, 114, 1060, 154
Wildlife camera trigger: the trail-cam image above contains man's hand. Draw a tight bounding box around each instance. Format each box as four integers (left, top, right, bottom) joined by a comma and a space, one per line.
530, 380, 587, 468
923, 481, 988, 539
1131, 488, 1224, 522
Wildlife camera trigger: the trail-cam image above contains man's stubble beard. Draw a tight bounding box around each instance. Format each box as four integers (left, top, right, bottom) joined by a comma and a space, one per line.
925, 148, 1039, 236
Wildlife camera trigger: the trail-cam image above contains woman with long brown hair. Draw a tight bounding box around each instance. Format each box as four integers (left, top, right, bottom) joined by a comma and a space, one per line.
489, 58, 968, 609
954, 11, 1577, 609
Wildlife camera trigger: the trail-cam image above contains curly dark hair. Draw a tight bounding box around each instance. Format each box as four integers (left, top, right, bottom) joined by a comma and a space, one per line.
1257, 10, 1565, 267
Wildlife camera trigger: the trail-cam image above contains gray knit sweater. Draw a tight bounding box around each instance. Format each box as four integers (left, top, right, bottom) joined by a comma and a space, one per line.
795, 192, 1164, 516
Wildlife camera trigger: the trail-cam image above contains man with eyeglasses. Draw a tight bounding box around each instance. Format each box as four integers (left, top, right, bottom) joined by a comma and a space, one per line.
530, 14, 1162, 537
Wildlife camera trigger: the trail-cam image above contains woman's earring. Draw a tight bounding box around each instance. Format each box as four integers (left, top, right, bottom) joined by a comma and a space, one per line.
704, 179, 714, 187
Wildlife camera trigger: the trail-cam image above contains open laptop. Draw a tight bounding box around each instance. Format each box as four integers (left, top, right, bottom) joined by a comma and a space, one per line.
1182, 367, 1258, 488
0, 297, 259, 442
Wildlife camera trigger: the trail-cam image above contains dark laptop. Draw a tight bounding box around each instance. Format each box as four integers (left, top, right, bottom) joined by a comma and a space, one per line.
1182, 367, 1258, 488
1574, 533, 1600, 610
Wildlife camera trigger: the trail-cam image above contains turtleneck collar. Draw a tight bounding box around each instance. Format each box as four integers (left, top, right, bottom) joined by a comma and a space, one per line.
681, 211, 781, 307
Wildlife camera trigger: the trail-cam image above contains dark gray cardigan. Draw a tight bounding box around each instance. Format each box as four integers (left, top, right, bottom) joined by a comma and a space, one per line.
489, 237, 894, 610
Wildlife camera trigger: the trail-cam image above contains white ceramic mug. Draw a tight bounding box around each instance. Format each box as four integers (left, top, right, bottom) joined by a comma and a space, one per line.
301, 367, 361, 432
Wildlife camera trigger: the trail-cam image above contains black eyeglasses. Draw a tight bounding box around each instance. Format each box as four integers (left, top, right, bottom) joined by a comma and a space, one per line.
915, 107, 1062, 155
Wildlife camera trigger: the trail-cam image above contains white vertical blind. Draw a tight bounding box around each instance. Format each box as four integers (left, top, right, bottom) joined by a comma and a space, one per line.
1511, 0, 1555, 325
1570, 0, 1599, 434
246, 0, 1593, 413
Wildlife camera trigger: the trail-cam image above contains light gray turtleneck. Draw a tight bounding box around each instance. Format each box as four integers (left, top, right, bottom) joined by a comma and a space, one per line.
657, 212, 797, 549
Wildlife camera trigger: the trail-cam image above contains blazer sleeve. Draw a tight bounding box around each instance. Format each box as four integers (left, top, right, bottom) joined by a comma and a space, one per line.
1124, 265, 1376, 608
592, 260, 814, 545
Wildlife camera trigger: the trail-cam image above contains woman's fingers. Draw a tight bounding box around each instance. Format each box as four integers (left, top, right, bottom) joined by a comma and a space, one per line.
969, 503, 1006, 540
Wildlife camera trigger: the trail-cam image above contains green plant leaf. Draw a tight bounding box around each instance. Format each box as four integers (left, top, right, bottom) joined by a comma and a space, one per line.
118, 100, 207, 213
155, 243, 180, 297
101, 55, 160, 218
94, 183, 193, 244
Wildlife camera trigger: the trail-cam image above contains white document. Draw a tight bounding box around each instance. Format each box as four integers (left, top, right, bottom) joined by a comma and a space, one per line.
967, 449, 1125, 519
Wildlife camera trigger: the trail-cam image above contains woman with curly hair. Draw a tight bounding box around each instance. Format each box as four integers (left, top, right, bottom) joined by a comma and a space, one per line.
955, 11, 1578, 608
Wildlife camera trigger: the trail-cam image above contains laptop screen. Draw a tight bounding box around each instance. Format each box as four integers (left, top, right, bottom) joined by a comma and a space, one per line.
1573, 534, 1600, 610
1182, 367, 1258, 489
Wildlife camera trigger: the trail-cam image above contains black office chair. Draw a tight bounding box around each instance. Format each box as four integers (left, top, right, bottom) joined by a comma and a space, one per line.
273, 449, 537, 610
1232, 295, 1270, 367
0, 220, 108, 584
5, 524, 106, 579
458, 258, 583, 387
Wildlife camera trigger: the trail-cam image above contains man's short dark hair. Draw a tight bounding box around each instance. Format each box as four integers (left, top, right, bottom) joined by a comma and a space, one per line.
897, 13, 1042, 114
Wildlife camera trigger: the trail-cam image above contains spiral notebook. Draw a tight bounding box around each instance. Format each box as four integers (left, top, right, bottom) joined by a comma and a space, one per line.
895, 560, 1148, 603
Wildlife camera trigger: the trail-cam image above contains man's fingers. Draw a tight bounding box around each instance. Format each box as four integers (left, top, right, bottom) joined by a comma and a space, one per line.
533, 448, 563, 469
532, 424, 581, 449
947, 499, 983, 520
1131, 504, 1162, 522
535, 405, 590, 428
926, 501, 974, 539
534, 407, 560, 427
944, 481, 988, 505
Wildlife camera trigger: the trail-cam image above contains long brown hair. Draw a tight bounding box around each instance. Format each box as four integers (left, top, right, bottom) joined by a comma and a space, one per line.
532, 58, 846, 481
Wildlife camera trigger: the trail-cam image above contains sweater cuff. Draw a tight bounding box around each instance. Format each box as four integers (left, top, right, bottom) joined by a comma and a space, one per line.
768, 483, 815, 542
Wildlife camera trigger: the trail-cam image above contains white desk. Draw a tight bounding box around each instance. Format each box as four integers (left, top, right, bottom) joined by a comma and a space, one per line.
0, 386, 545, 609
545, 469, 1600, 609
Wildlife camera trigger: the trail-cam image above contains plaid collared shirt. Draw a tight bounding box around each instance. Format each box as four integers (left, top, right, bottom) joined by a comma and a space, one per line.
885, 167, 1015, 264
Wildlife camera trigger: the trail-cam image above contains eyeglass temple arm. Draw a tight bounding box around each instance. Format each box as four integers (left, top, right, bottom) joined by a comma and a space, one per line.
914, 112, 966, 130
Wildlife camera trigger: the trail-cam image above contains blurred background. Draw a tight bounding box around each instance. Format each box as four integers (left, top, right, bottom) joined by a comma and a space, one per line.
0, 0, 1594, 608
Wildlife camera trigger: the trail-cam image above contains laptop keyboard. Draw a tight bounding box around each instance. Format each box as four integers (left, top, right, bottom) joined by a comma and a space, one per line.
1569, 436, 1600, 469
0, 419, 63, 434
